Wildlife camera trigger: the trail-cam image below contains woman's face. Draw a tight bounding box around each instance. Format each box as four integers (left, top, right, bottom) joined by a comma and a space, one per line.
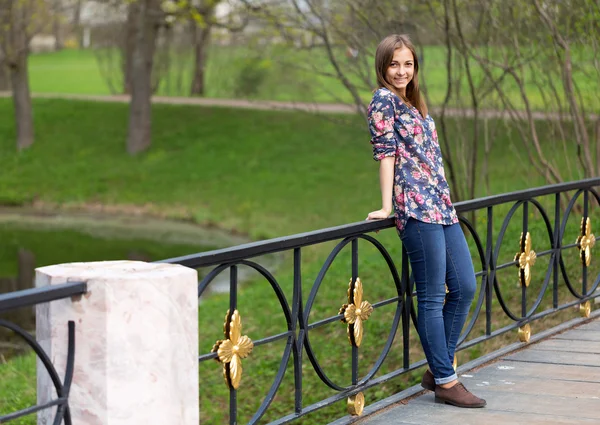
385, 47, 414, 95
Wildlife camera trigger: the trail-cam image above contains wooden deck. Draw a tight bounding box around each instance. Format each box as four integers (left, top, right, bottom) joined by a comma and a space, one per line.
357, 318, 600, 425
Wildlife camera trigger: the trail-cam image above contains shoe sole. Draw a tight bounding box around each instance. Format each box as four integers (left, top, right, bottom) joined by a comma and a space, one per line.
435, 397, 486, 408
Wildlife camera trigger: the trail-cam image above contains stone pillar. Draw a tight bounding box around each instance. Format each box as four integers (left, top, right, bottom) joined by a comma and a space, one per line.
35, 261, 199, 425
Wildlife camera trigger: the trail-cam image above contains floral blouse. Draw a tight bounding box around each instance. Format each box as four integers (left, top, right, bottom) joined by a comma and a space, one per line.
368, 87, 459, 233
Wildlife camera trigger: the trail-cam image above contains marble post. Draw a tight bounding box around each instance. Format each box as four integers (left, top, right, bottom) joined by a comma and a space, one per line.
35, 261, 199, 425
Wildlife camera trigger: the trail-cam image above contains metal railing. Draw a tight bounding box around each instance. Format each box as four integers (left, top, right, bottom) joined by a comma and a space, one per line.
0, 282, 87, 425
161, 177, 600, 425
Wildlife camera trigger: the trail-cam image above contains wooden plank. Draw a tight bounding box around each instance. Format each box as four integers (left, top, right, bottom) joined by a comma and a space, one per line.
462, 360, 600, 382
410, 390, 600, 418
531, 338, 600, 354
504, 348, 600, 367
359, 399, 600, 425
552, 330, 600, 341
457, 372, 600, 398
575, 320, 600, 331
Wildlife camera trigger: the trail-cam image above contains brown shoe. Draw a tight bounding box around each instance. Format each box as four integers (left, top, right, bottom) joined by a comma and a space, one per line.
421, 369, 435, 391
434, 382, 486, 408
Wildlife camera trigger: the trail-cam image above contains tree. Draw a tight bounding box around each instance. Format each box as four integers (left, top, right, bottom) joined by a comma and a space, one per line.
90, 1, 149, 96
0, 51, 9, 91
0, 249, 36, 342
445, 0, 600, 184
72, 0, 84, 48
123, 2, 138, 94
125, 0, 246, 152
187, 0, 248, 96
52, 0, 64, 50
189, 1, 218, 96
0, 0, 45, 150
243, 0, 600, 208
239, 0, 491, 200
127, 0, 164, 155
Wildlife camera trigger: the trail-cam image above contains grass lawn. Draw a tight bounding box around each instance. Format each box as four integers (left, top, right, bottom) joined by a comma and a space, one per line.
27, 46, 600, 112
0, 98, 598, 424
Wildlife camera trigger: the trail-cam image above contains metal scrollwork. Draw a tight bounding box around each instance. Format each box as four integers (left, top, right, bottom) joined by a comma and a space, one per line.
339, 277, 373, 347
576, 217, 595, 267
211, 309, 254, 389
515, 232, 536, 287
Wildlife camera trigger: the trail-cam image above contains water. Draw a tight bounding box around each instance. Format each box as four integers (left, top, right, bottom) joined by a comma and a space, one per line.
0, 213, 229, 359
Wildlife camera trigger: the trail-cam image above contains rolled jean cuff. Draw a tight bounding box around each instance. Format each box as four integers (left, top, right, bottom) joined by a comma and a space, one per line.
435, 373, 458, 385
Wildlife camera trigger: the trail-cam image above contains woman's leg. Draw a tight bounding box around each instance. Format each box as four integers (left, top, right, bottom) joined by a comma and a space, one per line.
442, 223, 477, 366
401, 219, 457, 385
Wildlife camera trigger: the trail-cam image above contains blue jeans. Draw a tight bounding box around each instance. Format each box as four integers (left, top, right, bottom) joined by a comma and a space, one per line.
400, 218, 477, 385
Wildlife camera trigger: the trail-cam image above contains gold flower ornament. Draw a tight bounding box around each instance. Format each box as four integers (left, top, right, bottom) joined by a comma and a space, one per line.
339, 277, 373, 347
514, 232, 536, 287
211, 309, 254, 389
576, 217, 595, 267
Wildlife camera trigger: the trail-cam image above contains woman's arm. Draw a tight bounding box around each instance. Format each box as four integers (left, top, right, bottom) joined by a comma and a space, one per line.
366, 92, 397, 221
366, 156, 395, 220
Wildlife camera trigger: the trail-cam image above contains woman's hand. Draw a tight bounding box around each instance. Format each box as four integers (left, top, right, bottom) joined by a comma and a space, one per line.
365, 208, 392, 221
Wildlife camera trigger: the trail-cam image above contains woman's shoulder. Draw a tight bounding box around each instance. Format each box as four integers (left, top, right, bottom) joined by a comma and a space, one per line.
369, 88, 401, 115
371, 87, 411, 109
371, 87, 396, 104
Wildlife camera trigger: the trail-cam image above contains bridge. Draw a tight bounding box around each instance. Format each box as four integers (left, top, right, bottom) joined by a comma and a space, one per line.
0, 177, 599, 425
352, 317, 600, 425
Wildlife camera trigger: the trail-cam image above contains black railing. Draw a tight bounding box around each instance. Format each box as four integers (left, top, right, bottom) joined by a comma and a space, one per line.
0, 282, 87, 425
161, 177, 600, 425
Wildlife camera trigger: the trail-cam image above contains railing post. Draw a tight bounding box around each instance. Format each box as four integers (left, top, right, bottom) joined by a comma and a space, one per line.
351, 238, 359, 386
485, 207, 494, 336
522, 201, 529, 318
35, 260, 199, 425
553, 193, 560, 308
292, 248, 303, 414
582, 191, 589, 295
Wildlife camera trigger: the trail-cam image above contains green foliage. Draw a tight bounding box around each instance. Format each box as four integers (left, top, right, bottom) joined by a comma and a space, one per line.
233, 57, 272, 98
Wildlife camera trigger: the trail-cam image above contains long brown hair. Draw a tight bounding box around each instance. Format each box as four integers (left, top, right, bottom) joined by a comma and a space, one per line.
375, 34, 428, 117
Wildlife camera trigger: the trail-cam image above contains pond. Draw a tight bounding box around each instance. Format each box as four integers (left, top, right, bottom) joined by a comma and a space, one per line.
0, 208, 255, 358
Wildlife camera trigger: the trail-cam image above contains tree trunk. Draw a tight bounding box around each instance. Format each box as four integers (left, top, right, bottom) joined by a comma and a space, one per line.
0, 55, 9, 91
17, 248, 35, 290
53, 4, 63, 51
123, 3, 138, 94
152, 25, 171, 94
127, 0, 160, 155
73, 0, 83, 48
10, 53, 34, 150
190, 21, 212, 96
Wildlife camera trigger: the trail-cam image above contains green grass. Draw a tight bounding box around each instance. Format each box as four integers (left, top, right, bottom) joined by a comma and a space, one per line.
0, 98, 598, 424
27, 45, 600, 111
0, 354, 36, 425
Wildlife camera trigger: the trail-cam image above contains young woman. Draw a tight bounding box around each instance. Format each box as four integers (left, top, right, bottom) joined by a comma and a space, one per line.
365, 34, 486, 408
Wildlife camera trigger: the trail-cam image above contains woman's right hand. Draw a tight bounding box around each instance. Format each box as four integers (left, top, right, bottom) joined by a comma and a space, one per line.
365, 208, 392, 221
